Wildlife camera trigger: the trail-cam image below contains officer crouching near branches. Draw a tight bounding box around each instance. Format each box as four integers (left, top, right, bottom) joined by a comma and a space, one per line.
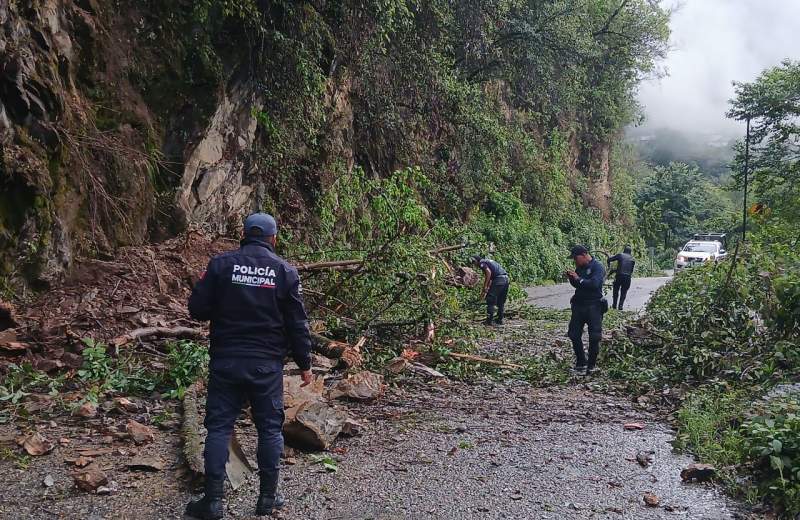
471, 255, 510, 325
565, 245, 607, 376
185, 213, 312, 520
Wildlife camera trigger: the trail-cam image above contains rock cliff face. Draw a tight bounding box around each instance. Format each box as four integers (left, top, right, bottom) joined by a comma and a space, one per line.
0, 1, 617, 291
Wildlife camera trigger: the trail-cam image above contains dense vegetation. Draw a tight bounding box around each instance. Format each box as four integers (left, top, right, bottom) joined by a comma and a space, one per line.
608, 60, 800, 516
0, 0, 671, 292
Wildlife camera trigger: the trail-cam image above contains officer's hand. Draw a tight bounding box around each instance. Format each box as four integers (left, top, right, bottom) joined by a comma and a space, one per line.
299, 370, 313, 387
566, 270, 579, 281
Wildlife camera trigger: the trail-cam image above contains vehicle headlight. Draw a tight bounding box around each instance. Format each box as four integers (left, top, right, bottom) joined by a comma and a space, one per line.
677, 256, 686, 262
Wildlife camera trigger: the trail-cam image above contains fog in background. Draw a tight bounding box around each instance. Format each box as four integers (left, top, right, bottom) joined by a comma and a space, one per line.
637, 0, 800, 137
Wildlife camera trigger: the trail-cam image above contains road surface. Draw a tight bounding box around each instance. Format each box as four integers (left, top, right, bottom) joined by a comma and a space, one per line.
525, 276, 672, 311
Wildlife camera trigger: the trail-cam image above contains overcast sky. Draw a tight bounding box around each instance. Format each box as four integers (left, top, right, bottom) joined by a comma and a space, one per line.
636, 0, 800, 136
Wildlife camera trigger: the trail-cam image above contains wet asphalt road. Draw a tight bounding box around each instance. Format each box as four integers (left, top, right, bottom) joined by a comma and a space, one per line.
525, 277, 672, 312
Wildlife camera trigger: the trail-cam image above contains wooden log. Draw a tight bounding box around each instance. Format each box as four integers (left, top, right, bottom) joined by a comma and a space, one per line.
181, 378, 253, 489
310, 331, 363, 368
181, 380, 205, 476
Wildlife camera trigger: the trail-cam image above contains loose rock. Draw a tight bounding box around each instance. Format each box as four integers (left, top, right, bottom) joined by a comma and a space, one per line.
127, 455, 166, 472
114, 397, 139, 413
680, 463, 717, 482
126, 419, 155, 445
73, 465, 108, 493
75, 402, 98, 418
22, 433, 55, 456
643, 492, 660, 507
340, 418, 365, 437
42, 474, 55, 487
623, 422, 645, 431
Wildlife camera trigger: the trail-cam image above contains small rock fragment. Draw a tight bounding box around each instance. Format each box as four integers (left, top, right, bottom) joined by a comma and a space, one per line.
340, 418, 365, 437
75, 402, 97, 419
623, 422, 645, 431
97, 481, 119, 495
22, 433, 55, 456
680, 463, 716, 482
636, 450, 655, 467
127, 456, 165, 472
73, 465, 108, 493
114, 397, 139, 413
126, 419, 155, 445
43, 474, 55, 487
643, 492, 660, 507
73, 455, 93, 468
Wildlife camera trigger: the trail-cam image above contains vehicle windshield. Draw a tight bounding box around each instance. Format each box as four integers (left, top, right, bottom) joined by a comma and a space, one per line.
683, 243, 717, 253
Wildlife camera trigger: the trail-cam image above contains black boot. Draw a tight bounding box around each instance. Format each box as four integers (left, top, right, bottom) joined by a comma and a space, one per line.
255, 470, 285, 516
185, 478, 224, 520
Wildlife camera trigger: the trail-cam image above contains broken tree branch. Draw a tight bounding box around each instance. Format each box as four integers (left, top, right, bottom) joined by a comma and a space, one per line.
111, 326, 205, 347
298, 243, 467, 272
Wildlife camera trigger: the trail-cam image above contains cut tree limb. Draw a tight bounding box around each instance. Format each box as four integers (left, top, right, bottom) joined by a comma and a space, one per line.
111, 327, 205, 347
448, 352, 523, 369
181, 378, 253, 489
181, 380, 205, 476
297, 243, 466, 272
310, 331, 363, 368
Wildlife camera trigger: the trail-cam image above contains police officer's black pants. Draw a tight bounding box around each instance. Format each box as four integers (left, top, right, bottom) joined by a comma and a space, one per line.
486, 280, 510, 323
613, 275, 632, 310
567, 302, 603, 368
204, 358, 284, 480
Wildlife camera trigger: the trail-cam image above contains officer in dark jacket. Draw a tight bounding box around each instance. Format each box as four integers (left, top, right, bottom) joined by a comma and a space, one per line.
607, 245, 636, 310
565, 245, 606, 375
471, 255, 510, 325
185, 213, 312, 520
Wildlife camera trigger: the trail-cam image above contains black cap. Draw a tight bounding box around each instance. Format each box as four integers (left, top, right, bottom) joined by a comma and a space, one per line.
568, 245, 589, 258
470, 255, 482, 264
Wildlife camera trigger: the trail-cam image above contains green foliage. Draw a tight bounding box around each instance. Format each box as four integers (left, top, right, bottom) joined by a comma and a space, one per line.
729, 60, 800, 230
164, 341, 209, 399
635, 162, 738, 266
606, 220, 800, 514
743, 396, 800, 514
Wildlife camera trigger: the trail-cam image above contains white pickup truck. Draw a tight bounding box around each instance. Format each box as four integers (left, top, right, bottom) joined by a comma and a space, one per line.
675, 235, 728, 272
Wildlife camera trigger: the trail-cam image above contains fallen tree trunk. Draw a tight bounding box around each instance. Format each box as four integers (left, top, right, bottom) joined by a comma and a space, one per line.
310, 331, 363, 368
181, 378, 253, 489
447, 352, 523, 369
181, 380, 205, 476
112, 326, 205, 347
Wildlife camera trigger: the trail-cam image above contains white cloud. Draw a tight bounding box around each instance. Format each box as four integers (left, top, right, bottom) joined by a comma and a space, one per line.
637, 0, 800, 135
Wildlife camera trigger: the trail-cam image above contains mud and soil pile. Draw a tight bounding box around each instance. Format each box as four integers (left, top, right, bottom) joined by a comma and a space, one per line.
0, 232, 234, 372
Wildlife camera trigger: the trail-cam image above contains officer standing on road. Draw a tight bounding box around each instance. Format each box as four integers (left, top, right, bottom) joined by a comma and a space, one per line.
607, 245, 636, 311
565, 245, 606, 375
185, 213, 312, 520
471, 255, 510, 326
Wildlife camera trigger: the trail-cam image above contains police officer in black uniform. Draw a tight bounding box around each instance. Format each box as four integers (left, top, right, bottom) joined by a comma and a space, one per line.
565, 245, 606, 375
607, 245, 636, 310
185, 213, 312, 520
471, 255, 510, 325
